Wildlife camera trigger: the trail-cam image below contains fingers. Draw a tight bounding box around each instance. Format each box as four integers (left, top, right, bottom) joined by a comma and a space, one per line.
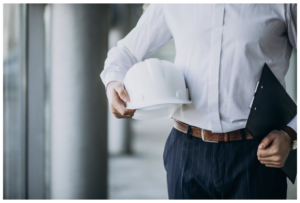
114, 83, 130, 102
258, 131, 277, 149
114, 98, 135, 116
262, 161, 284, 168
260, 160, 281, 165
257, 155, 281, 162
257, 147, 275, 158
257, 130, 286, 159
113, 112, 134, 119
258, 154, 284, 168
258, 153, 286, 168
265, 164, 283, 168
107, 81, 135, 119
112, 110, 135, 119
109, 97, 135, 119
257, 130, 290, 169
111, 107, 135, 119
257, 132, 278, 158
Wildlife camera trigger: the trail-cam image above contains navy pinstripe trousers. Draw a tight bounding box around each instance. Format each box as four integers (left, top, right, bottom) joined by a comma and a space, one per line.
163, 127, 287, 199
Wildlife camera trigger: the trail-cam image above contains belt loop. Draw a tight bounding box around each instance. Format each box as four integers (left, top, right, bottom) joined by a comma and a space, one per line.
224, 133, 229, 142
240, 129, 246, 140
187, 125, 192, 136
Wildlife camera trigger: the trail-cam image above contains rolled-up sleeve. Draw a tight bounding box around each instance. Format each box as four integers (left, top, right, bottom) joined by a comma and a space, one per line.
286, 3, 297, 50
100, 4, 172, 87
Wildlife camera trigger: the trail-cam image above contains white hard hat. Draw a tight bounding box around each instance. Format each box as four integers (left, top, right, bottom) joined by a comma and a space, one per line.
123, 58, 192, 120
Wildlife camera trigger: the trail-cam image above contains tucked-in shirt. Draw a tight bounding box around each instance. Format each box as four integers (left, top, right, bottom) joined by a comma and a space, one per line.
100, 4, 297, 133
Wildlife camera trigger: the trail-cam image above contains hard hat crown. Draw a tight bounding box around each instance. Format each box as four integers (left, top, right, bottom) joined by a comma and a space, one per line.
123, 58, 191, 119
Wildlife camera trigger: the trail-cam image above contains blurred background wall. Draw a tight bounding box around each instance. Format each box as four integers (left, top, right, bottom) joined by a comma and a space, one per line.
3, 3, 297, 199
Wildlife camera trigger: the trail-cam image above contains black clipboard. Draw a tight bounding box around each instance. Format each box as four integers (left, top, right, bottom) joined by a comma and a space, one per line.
246, 63, 297, 184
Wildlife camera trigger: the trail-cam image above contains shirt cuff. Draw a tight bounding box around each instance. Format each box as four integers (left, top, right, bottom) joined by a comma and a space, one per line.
287, 115, 297, 133
101, 71, 126, 89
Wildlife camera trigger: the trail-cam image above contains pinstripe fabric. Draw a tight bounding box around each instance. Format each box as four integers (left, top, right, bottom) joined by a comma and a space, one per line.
163, 128, 287, 199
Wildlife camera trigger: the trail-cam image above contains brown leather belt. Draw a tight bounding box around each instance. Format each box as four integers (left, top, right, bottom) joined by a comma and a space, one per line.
174, 119, 253, 142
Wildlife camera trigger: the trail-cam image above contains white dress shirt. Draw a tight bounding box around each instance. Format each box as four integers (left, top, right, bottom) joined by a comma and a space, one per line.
100, 4, 297, 133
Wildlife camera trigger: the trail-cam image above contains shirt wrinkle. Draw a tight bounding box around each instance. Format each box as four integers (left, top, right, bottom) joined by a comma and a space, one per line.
100, 3, 297, 133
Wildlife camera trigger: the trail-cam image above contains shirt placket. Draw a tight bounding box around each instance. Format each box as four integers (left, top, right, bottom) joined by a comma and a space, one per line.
208, 4, 225, 133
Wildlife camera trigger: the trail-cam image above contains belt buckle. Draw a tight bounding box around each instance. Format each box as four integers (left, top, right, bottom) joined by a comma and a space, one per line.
201, 129, 218, 143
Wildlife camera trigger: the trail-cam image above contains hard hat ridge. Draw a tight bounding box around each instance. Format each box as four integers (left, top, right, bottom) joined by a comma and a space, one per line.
123, 58, 192, 120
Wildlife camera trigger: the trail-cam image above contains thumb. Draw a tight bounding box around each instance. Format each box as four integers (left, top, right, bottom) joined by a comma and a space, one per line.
114, 83, 130, 103
258, 132, 277, 149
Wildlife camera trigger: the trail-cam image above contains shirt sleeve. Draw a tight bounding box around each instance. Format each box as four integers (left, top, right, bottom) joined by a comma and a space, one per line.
287, 114, 297, 133
286, 4, 297, 50
100, 4, 172, 87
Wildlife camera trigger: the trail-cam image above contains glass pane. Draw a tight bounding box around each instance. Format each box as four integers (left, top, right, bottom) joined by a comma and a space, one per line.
3, 4, 26, 199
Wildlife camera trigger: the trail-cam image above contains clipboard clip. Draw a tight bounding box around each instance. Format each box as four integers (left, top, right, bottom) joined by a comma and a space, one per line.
249, 81, 260, 109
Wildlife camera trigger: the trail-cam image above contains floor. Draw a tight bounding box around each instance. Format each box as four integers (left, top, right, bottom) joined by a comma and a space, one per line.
109, 118, 171, 199
109, 117, 297, 199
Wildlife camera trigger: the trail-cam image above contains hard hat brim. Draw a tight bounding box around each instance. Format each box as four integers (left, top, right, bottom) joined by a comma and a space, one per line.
125, 98, 192, 110
132, 103, 182, 120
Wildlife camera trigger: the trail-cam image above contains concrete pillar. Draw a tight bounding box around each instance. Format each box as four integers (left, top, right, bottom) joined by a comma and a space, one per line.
27, 4, 46, 199
50, 4, 109, 199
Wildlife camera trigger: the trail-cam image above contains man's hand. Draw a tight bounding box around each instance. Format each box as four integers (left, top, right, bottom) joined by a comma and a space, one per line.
106, 81, 135, 119
257, 130, 291, 168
